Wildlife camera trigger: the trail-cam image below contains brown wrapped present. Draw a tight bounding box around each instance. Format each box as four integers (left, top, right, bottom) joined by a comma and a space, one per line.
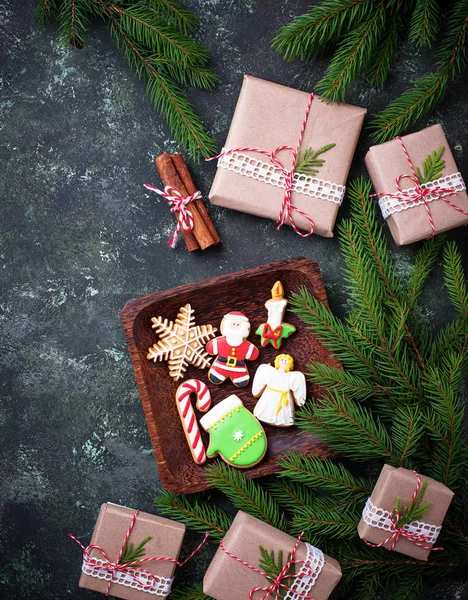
358, 465, 454, 560
365, 124, 468, 245
204, 511, 342, 600
209, 75, 366, 238
75, 503, 186, 599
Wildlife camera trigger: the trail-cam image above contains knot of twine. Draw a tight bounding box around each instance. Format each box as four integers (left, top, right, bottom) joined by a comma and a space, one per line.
374, 137, 468, 238
220, 532, 316, 600
144, 184, 202, 248
364, 471, 444, 553
207, 93, 316, 237
69, 510, 209, 596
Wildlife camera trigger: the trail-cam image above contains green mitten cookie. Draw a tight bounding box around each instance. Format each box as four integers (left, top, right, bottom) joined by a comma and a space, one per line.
200, 395, 267, 468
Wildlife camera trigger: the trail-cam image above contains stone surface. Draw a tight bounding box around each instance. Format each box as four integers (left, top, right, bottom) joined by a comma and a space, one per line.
1, 1, 467, 598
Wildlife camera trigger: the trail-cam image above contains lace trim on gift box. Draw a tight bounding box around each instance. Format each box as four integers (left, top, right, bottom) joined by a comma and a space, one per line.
217, 150, 346, 205
82, 557, 174, 596
378, 172, 466, 219
283, 542, 324, 600
362, 498, 441, 545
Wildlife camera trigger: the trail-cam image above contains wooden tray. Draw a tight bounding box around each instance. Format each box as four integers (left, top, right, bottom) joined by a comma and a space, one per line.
121, 257, 340, 494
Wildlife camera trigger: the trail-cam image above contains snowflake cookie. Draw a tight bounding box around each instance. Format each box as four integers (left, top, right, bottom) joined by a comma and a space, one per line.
147, 304, 217, 381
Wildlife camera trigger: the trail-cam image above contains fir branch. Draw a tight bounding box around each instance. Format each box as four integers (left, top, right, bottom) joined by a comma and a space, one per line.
155, 490, 232, 541
443, 241, 468, 320
394, 479, 430, 527
415, 146, 445, 183
365, 11, 399, 88
295, 143, 336, 176
391, 406, 425, 467
291, 496, 359, 541
262, 477, 315, 509
258, 547, 294, 600
307, 362, 380, 402
409, 0, 440, 48
119, 535, 152, 566
205, 463, 287, 531
170, 584, 213, 600
316, 1, 386, 101
58, 0, 92, 48
149, 0, 199, 34
151, 58, 218, 89
405, 235, 445, 309
277, 453, 372, 499
271, 0, 372, 62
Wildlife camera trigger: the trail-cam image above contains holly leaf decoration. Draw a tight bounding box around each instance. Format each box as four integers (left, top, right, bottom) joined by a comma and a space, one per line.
295, 143, 336, 176
119, 535, 153, 567
258, 547, 295, 600
416, 146, 445, 184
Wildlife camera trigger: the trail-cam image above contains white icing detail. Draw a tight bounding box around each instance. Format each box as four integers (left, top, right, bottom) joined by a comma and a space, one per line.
217, 150, 345, 205
245, 344, 255, 360
233, 430, 244, 442
82, 558, 173, 596
200, 395, 242, 430
378, 172, 466, 219
283, 543, 325, 600
361, 498, 441, 545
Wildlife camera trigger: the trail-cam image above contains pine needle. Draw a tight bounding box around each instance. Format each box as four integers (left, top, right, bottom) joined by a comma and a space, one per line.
295, 143, 336, 176
415, 146, 446, 183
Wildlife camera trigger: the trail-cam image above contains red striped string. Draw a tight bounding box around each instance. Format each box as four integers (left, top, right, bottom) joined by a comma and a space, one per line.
144, 184, 202, 248
364, 471, 444, 553
207, 93, 316, 237
220, 532, 317, 600
69, 510, 209, 596
373, 137, 468, 238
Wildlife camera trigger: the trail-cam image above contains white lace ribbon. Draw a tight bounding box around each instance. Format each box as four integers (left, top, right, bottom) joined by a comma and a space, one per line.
82, 557, 174, 596
361, 498, 441, 545
217, 150, 346, 205
378, 172, 466, 219
283, 543, 325, 600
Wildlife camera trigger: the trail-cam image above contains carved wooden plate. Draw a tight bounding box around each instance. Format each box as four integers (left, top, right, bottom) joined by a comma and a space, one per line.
121, 257, 340, 494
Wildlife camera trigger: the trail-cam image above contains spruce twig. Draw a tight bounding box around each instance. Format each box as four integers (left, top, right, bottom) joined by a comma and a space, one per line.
415, 146, 446, 183
394, 479, 430, 528
119, 535, 152, 566
295, 143, 336, 176
258, 547, 294, 600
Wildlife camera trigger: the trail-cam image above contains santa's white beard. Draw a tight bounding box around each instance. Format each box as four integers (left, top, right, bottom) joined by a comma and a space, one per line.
222, 323, 250, 346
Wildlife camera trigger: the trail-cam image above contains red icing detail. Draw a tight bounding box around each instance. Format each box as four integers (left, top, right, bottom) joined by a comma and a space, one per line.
187, 413, 195, 434
193, 430, 200, 447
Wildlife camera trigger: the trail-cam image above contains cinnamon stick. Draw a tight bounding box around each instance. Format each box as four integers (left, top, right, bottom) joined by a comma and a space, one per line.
172, 153, 221, 245
155, 153, 199, 252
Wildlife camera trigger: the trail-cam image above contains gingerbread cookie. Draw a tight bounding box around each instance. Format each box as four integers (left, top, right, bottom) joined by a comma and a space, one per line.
175, 379, 211, 464
200, 395, 267, 468
255, 281, 296, 349
252, 354, 306, 427
206, 311, 259, 387
147, 303, 216, 381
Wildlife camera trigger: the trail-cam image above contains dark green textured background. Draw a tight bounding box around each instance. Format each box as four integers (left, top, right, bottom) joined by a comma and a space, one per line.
1, 1, 467, 598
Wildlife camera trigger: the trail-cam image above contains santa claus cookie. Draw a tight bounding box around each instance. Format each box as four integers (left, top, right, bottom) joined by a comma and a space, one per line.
200, 395, 267, 468
147, 304, 216, 381
252, 354, 306, 427
206, 311, 259, 387
256, 281, 296, 349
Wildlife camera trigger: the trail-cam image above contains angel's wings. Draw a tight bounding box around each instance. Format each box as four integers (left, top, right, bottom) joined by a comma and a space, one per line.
252, 364, 276, 397
288, 371, 307, 406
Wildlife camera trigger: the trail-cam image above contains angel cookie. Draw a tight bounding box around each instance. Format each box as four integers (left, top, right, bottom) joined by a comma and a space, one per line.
255, 281, 296, 349
206, 311, 259, 387
252, 354, 306, 427
147, 304, 216, 381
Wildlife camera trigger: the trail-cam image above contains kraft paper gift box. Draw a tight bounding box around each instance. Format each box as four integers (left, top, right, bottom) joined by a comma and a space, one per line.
209, 75, 367, 238
358, 465, 454, 561
77, 503, 186, 600
203, 511, 342, 600
365, 124, 468, 245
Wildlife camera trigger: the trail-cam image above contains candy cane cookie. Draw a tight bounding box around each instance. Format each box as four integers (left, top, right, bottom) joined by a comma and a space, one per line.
175, 379, 211, 464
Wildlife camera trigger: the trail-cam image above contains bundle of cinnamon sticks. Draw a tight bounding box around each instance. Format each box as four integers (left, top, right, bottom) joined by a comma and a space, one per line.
155, 153, 220, 252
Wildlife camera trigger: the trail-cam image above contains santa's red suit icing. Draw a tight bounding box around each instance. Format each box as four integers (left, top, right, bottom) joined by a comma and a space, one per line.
206, 311, 259, 387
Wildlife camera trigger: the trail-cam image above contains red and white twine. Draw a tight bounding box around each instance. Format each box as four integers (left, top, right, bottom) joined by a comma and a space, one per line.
69, 510, 209, 596
144, 184, 202, 248
207, 93, 316, 237
364, 471, 443, 553
373, 137, 468, 237
220, 532, 317, 600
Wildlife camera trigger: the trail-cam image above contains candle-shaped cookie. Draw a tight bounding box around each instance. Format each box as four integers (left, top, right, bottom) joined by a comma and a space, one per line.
255, 281, 296, 349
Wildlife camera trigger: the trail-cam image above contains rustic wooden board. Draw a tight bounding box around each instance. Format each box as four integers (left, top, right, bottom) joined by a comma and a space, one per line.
121, 257, 340, 494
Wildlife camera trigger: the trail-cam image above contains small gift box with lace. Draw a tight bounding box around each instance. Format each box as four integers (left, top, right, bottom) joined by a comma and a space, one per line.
204, 511, 342, 600
358, 465, 454, 561
365, 124, 468, 245
76, 503, 186, 600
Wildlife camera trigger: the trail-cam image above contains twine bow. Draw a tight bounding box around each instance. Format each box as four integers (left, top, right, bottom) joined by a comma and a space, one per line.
364, 471, 444, 553
69, 510, 209, 596
206, 93, 316, 237
144, 184, 202, 248
220, 532, 316, 600
261, 323, 284, 348
374, 137, 468, 238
